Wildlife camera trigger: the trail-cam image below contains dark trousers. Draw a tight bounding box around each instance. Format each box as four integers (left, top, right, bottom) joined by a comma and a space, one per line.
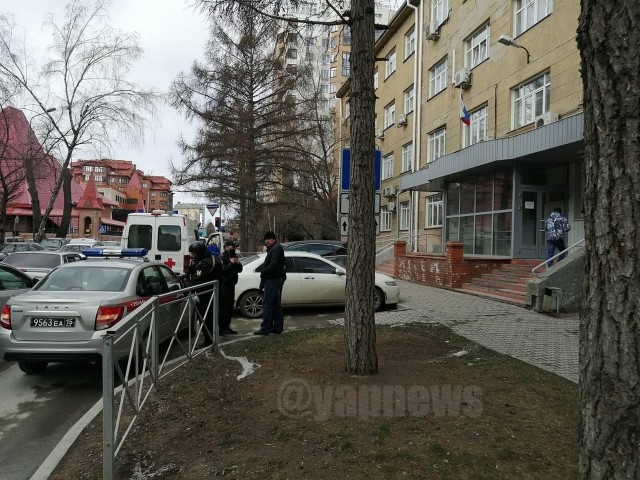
546, 238, 567, 267
260, 277, 283, 333
219, 286, 235, 329
196, 291, 215, 342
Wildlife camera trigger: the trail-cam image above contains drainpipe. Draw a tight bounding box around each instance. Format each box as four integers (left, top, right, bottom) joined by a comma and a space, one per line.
407, 0, 422, 252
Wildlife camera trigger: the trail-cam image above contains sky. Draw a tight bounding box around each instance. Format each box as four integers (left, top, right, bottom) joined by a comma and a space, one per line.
2, 0, 211, 205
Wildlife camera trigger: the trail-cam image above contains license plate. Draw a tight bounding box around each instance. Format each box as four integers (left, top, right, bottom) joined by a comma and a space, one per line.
30, 317, 76, 328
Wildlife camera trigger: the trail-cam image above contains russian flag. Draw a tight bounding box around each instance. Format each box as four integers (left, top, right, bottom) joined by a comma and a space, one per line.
460, 95, 471, 126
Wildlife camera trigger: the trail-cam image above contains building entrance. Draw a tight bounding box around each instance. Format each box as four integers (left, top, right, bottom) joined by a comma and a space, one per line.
516, 190, 566, 259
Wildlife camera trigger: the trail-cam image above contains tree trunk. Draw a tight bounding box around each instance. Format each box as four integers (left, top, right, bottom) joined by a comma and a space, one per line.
23, 154, 43, 238
577, 1, 640, 478
343, 0, 378, 375
57, 168, 72, 237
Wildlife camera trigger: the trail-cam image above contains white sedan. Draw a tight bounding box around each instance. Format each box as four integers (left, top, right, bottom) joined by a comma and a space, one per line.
235, 252, 400, 318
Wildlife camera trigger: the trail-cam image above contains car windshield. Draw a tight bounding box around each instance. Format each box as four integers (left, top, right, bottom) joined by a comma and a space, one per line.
3, 253, 62, 268
35, 266, 131, 292
0, 245, 16, 253
40, 239, 63, 249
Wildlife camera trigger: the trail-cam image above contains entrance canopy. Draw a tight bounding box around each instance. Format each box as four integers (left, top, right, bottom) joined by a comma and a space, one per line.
401, 113, 584, 192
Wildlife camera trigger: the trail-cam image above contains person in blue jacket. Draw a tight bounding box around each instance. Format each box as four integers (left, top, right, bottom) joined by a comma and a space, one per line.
545, 208, 571, 267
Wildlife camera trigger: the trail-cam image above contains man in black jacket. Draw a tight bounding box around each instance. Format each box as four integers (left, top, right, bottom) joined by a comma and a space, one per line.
255, 231, 286, 335
186, 241, 221, 346
219, 240, 243, 335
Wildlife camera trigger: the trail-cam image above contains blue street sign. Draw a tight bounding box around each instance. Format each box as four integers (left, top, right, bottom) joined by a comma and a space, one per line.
341, 148, 382, 191
99, 225, 106, 234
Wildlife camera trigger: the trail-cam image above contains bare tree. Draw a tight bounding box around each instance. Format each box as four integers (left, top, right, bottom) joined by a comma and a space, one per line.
0, 105, 28, 241
171, 12, 315, 252
0, 0, 159, 240
577, 1, 640, 477
194, 0, 378, 374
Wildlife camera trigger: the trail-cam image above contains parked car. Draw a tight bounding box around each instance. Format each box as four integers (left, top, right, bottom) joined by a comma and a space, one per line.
234, 251, 399, 318
281, 240, 348, 257
4, 236, 26, 243
59, 243, 104, 255
2, 251, 85, 280
0, 242, 46, 261
0, 263, 38, 311
0, 248, 191, 374
39, 238, 70, 251
101, 241, 121, 247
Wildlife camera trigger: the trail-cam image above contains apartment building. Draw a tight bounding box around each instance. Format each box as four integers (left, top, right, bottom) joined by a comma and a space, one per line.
339, 0, 583, 261
71, 160, 173, 221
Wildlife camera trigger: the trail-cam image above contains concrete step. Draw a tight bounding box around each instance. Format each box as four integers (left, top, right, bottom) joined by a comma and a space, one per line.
483, 273, 535, 284
469, 278, 529, 292
455, 287, 528, 306
460, 283, 527, 301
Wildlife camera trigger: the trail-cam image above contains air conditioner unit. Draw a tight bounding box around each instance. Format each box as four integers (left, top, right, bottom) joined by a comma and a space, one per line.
382, 187, 390, 196
376, 129, 385, 139
453, 68, 472, 89
391, 186, 399, 196
535, 112, 560, 128
397, 114, 408, 126
426, 24, 440, 41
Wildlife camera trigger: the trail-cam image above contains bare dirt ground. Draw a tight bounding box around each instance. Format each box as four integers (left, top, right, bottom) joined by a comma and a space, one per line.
50, 324, 578, 479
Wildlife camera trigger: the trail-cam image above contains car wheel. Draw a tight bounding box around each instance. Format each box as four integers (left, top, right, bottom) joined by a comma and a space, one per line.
238, 290, 263, 319
373, 287, 385, 312
18, 361, 48, 375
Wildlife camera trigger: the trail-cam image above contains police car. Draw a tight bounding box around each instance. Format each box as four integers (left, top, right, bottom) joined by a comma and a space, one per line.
0, 248, 191, 374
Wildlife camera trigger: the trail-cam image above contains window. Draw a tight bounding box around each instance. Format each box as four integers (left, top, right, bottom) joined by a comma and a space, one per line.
428, 127, 446, 163
322, 53, 330, 63
321, 84, 329, 94
321, 69, 330, 79
343, 26, 351, 45
426, 194, 443, 227
405, 26, 415, 58
401, 142, 413, 172
384, 102, 395, 128
118, 177, 128, 184
399, 202, 410, 230
464, 105, 488, 146
84, 166, 94, 172
465, 23, 490, 69
342, 52, 351, 76
429, 57, 448, 97
142, 183, 148, 188
445, 170, 513, 256
431, 0, 449, 28
380, 208, 392, 231
95, 175, 105, 182
151, 191, 157, 196
512, 72, 551, 129
385, 49, 396, 78
329, 83, 336, 94
286, 48, 298, 59
374, 70, 379, 89
382, 154, 394, 180
330, 67, 337, 78
95, 166, 105, 173
404, 84, 415, 114
321, 38, 329, 48
516, 0, 553, 35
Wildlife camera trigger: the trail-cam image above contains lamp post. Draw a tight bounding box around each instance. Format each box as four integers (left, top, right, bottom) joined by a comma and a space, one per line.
498, 34, 530, 64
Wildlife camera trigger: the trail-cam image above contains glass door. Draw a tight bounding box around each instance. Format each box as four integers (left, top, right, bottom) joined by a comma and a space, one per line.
517, 190, 565, 258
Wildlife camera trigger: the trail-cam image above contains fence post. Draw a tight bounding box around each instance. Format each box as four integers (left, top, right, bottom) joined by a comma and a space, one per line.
102, 334, 115, 480
213, 280, 220, 349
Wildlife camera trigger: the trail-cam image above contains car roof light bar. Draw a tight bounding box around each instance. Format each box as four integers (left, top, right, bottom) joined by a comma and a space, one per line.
81, 248, 148, 258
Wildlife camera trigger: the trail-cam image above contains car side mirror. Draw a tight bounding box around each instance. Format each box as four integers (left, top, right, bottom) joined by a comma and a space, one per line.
335, 269, 346, 276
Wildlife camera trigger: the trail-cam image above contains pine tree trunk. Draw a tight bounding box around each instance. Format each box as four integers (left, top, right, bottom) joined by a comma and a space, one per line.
577, 1, 640, 478
344, 0, 378, 375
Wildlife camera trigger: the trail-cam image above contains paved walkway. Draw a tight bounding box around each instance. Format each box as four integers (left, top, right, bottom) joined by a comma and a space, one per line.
371, 279, 579, 383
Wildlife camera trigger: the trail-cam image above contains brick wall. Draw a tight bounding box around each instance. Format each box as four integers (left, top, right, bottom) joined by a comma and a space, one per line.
394, 241, 510, 289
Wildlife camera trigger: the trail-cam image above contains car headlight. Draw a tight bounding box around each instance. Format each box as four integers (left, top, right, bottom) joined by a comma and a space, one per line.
385, 280, 397, 286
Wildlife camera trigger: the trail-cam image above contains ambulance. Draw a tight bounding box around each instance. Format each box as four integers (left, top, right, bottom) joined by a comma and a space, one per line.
121, 210, 201, 276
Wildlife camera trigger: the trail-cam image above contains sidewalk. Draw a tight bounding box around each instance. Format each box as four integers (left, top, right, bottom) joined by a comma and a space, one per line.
372, 279, 579, 383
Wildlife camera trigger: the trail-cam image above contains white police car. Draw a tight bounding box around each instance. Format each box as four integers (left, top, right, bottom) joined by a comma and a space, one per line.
0, 248, 190, 374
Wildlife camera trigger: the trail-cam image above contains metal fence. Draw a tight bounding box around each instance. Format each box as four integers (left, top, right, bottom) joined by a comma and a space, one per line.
101, 280, 219, 479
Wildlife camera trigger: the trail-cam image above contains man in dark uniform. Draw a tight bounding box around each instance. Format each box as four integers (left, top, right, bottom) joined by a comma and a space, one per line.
186, 241, 221, 346
219, 239, 243, 335
255, 231, 286, 335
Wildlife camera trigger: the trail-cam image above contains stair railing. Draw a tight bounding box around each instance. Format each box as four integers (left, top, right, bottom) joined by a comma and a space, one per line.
531, 238, 585, 274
